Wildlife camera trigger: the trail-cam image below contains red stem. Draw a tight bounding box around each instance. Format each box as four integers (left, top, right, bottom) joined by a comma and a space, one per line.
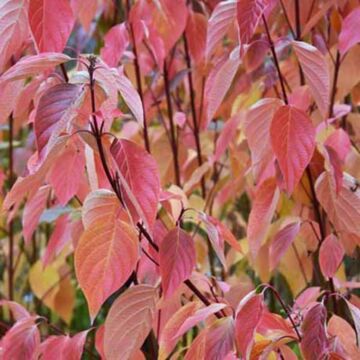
8, 114, 14, 301
183, 33, 206, 197
163, 59, 181, 186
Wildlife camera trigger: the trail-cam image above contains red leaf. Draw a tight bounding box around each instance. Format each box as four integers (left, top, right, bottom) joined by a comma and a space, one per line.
243, 98, 282, 182
48, 140, 85, 205
237, 0, 266, 46
0, 0, 29, 71
315, 172, 360, 234
185, 11, 207, 63
74, 218, 139, 320
159, 228, 196, 299
270, 105, 315, 194
100, 23, 129, 68
206, 0, 237, 59
339, 7, 360, 56
104, 285, 157, 360
300, 303, 329, 360
247, 178, 279, 258
110, 138, 160, 230
22, 185, 50, 244
29, 0, 75, 53
319, 234, 344, 279
235, 292, 264, 358
269, 220, 301, 271
34, 83, 84, 155
293, 41, 330, 117
0, 53, 71, 82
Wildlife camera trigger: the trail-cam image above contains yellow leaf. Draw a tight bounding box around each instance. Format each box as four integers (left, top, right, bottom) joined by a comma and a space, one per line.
29, 260, 60, 310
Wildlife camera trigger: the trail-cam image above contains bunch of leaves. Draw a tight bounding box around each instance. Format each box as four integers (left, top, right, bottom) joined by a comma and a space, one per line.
0, 0, 360, 359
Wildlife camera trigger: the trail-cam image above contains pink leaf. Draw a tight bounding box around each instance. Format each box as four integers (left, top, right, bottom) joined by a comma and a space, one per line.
22, 185, 50, 244
212, 114, 241, 163
48, 140, 85, 205
34, 83, 84, 155
159, 302, 200, 359
324, 128, 351, 163
110, 138, 160, 230
300, 303, 329, 360
203, 317, 235, 359
206, 0, 237, 60
319, 234, 344, 279
294, 287, 321, 310
0, 53, 71, 82
0, 316, 41, 360
175, 303, 227, 338
247, 178, 279, 258
114, 68, 144, 126
0, 79, 23, 124
100, 23, 129, 68
0, 0, 29, 71
82, 189, 123, 229
269, 220, 301, 271
159, 227, 196, 299
95, 325, 105, 359
29, 0, 75, 53
104, 285, 157, 360
315, 172, 360, 234
243, 98, 283, 182
235, 292, 264, 358
292, 41, 330, 117
345, 300, 360, 345
39, 329, 89, 360
339, 7, 360, 56
237, 0, 266, 46
74, 218, 139, 320
205, 49, 240, 125
288, 86, 312, 112
0, 300, 31, 321
42, 214, 71, 267
270, 105, 315, 194
200, 213, 242, 268
323, 145, 343, 194
70, 0, 98, 31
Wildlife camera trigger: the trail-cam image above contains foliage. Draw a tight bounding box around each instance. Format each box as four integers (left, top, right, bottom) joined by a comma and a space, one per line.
0, 0, 360, 359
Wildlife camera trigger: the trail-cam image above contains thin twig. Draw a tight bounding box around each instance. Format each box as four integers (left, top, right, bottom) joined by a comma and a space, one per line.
8, 114, 14, 301
262, 15, 288, 104
163, 59, 181, 186
328, 51, 341, 118
183, 33, 206, 197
